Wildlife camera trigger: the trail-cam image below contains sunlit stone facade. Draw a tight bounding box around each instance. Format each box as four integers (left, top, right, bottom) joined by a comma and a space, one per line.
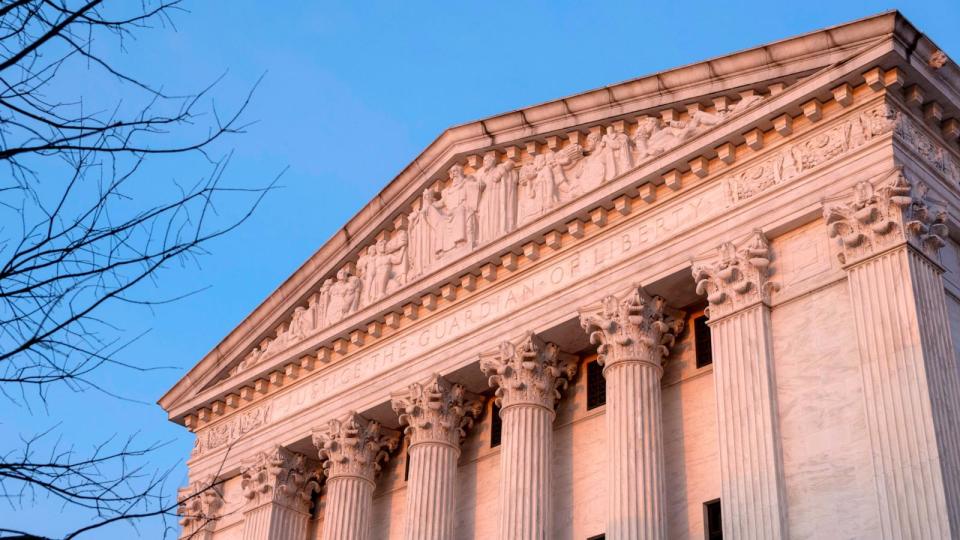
162, 12, 960, 539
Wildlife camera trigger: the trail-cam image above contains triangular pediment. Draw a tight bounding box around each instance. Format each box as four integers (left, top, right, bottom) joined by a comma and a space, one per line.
160, 11, 960, 423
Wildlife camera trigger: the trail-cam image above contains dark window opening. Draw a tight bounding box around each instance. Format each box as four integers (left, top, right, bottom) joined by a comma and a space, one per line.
694, 315, 713, 368
404, 446, 411, 482
490, 403, 502, 448
586, 359, 606, 410
704, 498, 722, 540
587, 535, 605, 540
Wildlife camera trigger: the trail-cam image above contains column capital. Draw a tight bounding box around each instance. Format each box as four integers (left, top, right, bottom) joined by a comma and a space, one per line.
480, 331, 577, 411
692, 230, 780, 320
390, 373, 483, 448
239, 446, 319, 514
579, 285, 686, 373
823, 166, 949, 268
177, 475, 224, 534
312, 411, 399, 484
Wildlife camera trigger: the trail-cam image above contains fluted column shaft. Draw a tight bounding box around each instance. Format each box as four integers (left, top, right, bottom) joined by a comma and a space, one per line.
238, 446, 317, 540
404, 441, 459, 539
392, 374, 480, 540
692, 229, 786, 539
822, 169, 960, 537
604, 360, 666, 539
498, 403, 554, 539
581, 286, 685, 540
313, 412, 399, 540
243, 502, 310, 540
846, 245, 960, 537
480, 332, 576, 540
709, 305, 787, 540
321, 476, 375, 540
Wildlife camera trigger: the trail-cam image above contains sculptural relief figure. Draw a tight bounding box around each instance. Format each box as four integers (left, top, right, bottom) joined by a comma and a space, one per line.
408, 189, 440, 278
577, 132, 608, 193
518, 146, 582, 225
477, 154, 518, 243
326, 266, 361, 323
644, 109, 725, 157
436, 164, 482, 256
376, 231, 408, 297
357, 245, 379, 306
288, 306, 310, 341
313, 278, 333, 328
601, 125, 633, 180
632, 116, 662, 161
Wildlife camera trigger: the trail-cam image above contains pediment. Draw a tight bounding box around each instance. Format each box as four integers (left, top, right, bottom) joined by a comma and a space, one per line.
159, 11, 960, 422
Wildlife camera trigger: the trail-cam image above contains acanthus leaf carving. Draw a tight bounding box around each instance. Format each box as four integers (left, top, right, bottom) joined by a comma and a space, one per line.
239, 445, 320, 513
479, 331, 577, 411
311, 411, 399, 484
390, 373, 483, 448
823, 166, 949, 266
177, 475, 225, 533
578, 285, 685, 373
692, 230, 780, 319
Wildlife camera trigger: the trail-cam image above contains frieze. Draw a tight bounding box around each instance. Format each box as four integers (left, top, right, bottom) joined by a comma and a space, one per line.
724, 103, 897, 204
226, 90, 779, 378
893, 111, 960, 181
192, 403, 271, 457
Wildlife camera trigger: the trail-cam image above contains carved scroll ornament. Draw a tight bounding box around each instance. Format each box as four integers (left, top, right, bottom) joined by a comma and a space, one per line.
390, 373, 482, 448
824, 167, 949, 266
177, 476, 225, 532
579, 285, 685, 372
479, 331, 577, 411
692, 230, 780, 319
239, 445, 320, 513
311, 412, 399, 483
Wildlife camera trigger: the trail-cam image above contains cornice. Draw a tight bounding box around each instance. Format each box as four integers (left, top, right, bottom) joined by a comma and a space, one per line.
160, 11, 959, 422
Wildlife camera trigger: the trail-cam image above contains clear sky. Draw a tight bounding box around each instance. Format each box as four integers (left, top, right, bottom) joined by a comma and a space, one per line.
3, 1, 960, 537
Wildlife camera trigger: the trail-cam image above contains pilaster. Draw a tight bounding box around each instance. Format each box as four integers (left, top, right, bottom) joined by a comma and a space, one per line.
579, 286, 685, 540
691, 231, 786, 540
239, 446, 319, 540
312, 412, 399, 540
480, 331, 577, 540
391, 373, 482, 540
824, 166, 960, 537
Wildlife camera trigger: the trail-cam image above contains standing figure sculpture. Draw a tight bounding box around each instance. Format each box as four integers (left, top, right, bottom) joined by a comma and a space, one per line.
327, 266, 361, 323
477, 154, 518, 243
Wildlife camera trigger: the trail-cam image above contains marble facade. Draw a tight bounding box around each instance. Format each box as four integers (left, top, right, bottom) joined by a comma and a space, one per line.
162, 12, 960, 539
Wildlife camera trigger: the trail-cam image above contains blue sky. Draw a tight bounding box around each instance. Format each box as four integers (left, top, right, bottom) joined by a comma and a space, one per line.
3, 1, 959, 537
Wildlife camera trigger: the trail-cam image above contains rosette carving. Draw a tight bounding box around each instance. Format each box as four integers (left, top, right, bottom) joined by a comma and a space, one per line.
177, 476, 224, 533
823, 167, 949, 266
579, 285, 685, 372
692, 230, 780, 319
390, 373, 483, 448
239, 446, 320, 513
311, 412, 399, 483
479, 331, 577, 410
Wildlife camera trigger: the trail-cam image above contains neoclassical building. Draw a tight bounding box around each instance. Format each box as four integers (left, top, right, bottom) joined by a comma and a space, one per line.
161, 11, 960, 539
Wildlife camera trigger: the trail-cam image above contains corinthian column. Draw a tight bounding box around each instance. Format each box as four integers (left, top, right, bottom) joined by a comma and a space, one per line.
823, 167, 960, 537
691, 231, 786, 540
312, 412, 399, 540
239, 446, 320, 540
480, 331, 577, 540
177, 476, 224, 540
391, 373, 482, 540
580, 286, 685, 540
